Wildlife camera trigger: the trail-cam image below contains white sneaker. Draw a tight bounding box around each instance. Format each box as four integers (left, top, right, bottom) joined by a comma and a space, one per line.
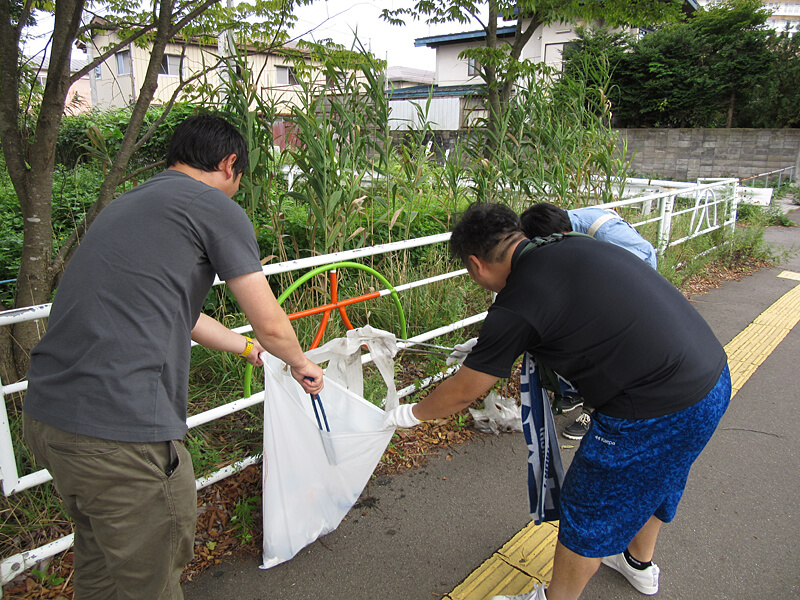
491, 582, 547, 600
602, 552, 660, 595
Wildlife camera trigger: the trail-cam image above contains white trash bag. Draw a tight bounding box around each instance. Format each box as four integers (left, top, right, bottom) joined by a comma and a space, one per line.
468, 390, 523, 434
260, 326, 399, 569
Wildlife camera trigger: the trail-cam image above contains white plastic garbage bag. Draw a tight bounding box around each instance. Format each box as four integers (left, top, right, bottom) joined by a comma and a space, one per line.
260, 326, 399, 569
468, 391, 523, 435
304, 324, 400, 411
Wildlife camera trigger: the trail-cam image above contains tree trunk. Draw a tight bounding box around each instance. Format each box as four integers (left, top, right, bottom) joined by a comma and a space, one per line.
6, 0, 182, 380
1, 0, 227, 382
483, 8, 540, 158
12, 171, 56, 377
0, 0, 85, 380
484, 2, 501, 159
0, 328, 18, 385
726, 89, 735, 128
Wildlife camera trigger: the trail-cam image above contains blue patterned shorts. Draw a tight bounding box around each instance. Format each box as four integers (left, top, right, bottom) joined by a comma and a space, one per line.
558, 365, 731, 558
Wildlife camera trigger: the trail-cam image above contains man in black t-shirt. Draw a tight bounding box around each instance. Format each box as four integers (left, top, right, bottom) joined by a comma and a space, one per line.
520, 201, 660, 440
385, 203, 730, 600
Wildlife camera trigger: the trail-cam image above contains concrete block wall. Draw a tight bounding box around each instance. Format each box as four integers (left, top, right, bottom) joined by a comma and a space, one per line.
617, 129, 800, 182
400, 128, 800, 183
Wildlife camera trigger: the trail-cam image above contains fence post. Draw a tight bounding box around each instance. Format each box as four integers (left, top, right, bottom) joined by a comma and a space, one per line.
656, 195, 675, 255
0, 375, 21, 497
730, 180, 740, 231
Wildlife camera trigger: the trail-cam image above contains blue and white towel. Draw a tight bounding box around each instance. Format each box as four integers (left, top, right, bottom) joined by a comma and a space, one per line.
520, 352, 566, 524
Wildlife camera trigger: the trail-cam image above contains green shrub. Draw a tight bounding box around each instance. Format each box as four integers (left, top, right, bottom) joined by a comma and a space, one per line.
56, 102, 201, 169
737, 202, 795, 227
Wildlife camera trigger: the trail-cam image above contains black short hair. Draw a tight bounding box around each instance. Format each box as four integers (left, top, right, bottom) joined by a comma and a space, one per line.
520, 202, 573, 238
166, 114, 249, 176
450, 203, 523, 264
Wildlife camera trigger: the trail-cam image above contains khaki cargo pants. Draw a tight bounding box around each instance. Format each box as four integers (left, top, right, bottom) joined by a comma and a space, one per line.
23, 413, 196, 600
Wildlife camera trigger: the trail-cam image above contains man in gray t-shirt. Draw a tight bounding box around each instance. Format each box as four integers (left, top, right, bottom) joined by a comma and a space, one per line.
23, 115, 323, 599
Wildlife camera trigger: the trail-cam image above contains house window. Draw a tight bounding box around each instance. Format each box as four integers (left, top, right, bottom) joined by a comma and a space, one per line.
276, 65, 298, 86
94, 64, 102, 79
116, 50, 131, 75
467, 57, 481, 77
159, 54, 182, 77
36, 75, 46, 88
561, 41, 580, 69
544, 43, 566, 66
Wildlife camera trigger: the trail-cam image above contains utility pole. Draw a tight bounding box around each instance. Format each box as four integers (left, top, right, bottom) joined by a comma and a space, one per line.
218, 0, 235, 101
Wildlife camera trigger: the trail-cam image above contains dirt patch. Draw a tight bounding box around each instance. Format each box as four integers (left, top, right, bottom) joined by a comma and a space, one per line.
680, 255, 772, 299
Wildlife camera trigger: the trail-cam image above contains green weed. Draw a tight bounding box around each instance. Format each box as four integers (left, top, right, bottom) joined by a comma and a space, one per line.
737, 202, 796, 228
31, 567, 65, 587
230, 495, 261, 545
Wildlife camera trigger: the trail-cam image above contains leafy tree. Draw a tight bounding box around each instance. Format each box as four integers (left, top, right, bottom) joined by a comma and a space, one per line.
691, 0, 772, 127
567, 0, 773, 128
381, 0, 686, 153
614, 23, 722, 127
0, 0, 300, 383
746, 29, 800, 128
560, 25, 632, 90
557, 24, 633, 127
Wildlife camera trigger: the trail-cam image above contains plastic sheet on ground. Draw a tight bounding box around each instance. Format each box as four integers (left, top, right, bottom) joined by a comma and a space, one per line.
468, 391, 523, 434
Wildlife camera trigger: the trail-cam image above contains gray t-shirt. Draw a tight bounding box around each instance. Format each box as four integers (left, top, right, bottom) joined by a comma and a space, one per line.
24, 170, 263, 442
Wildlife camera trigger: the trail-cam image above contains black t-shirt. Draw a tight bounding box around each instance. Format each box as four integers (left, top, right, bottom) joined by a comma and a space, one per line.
464, 236, 727, 419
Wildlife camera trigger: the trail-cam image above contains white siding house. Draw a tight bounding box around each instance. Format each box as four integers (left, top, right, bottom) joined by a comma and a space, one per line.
389, 0, 704, 132
85, 27, 322, 115
385, 21, 584, 131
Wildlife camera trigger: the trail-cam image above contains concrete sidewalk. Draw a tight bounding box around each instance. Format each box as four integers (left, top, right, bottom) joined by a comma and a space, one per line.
184, 211, 800, 600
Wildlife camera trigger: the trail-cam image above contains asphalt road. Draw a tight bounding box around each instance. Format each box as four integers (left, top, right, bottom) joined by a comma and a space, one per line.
184, 209, 800, 600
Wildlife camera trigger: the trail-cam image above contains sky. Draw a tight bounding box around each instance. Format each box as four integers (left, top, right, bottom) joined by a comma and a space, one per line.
23, 0, 486, 72
289, 0, 480, 71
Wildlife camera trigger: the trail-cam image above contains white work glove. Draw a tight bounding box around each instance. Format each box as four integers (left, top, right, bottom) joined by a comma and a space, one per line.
384, 403, 422, 429
446, 337, 478, 366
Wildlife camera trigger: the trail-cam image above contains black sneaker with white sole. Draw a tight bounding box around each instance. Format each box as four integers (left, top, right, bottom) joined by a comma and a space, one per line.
553, 395, 584, 414
562, 411, 591, 440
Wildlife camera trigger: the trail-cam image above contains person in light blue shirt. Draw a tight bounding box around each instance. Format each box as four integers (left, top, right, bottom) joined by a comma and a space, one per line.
522, 202, 657, 269
521, 202, 659, 441
567, 206, 658, 269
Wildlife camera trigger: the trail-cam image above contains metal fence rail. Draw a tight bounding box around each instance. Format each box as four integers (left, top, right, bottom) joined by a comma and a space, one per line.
740, 166, 795, 189
0, 177, 741, 590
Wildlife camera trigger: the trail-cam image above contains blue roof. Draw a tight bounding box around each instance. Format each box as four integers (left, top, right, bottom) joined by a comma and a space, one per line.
415, 2, 699, 48
415, 26, 517, 48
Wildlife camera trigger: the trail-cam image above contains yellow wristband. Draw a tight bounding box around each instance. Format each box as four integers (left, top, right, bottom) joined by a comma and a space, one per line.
239, 337, 254, 358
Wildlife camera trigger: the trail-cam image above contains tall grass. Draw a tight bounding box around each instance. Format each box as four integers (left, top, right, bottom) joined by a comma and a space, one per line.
461, 58, 632, 213
279, 43, 386, 256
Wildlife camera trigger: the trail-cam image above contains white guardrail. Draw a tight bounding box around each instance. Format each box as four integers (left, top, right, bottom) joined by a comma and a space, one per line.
0, 177, 740, 590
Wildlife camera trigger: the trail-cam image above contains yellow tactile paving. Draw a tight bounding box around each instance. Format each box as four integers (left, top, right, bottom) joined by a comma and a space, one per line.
449, 271, 800, 599
445, 554, 537, 600
446, 522, 558, 600
724, 279, 800, 398
496, 521, 557, 580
